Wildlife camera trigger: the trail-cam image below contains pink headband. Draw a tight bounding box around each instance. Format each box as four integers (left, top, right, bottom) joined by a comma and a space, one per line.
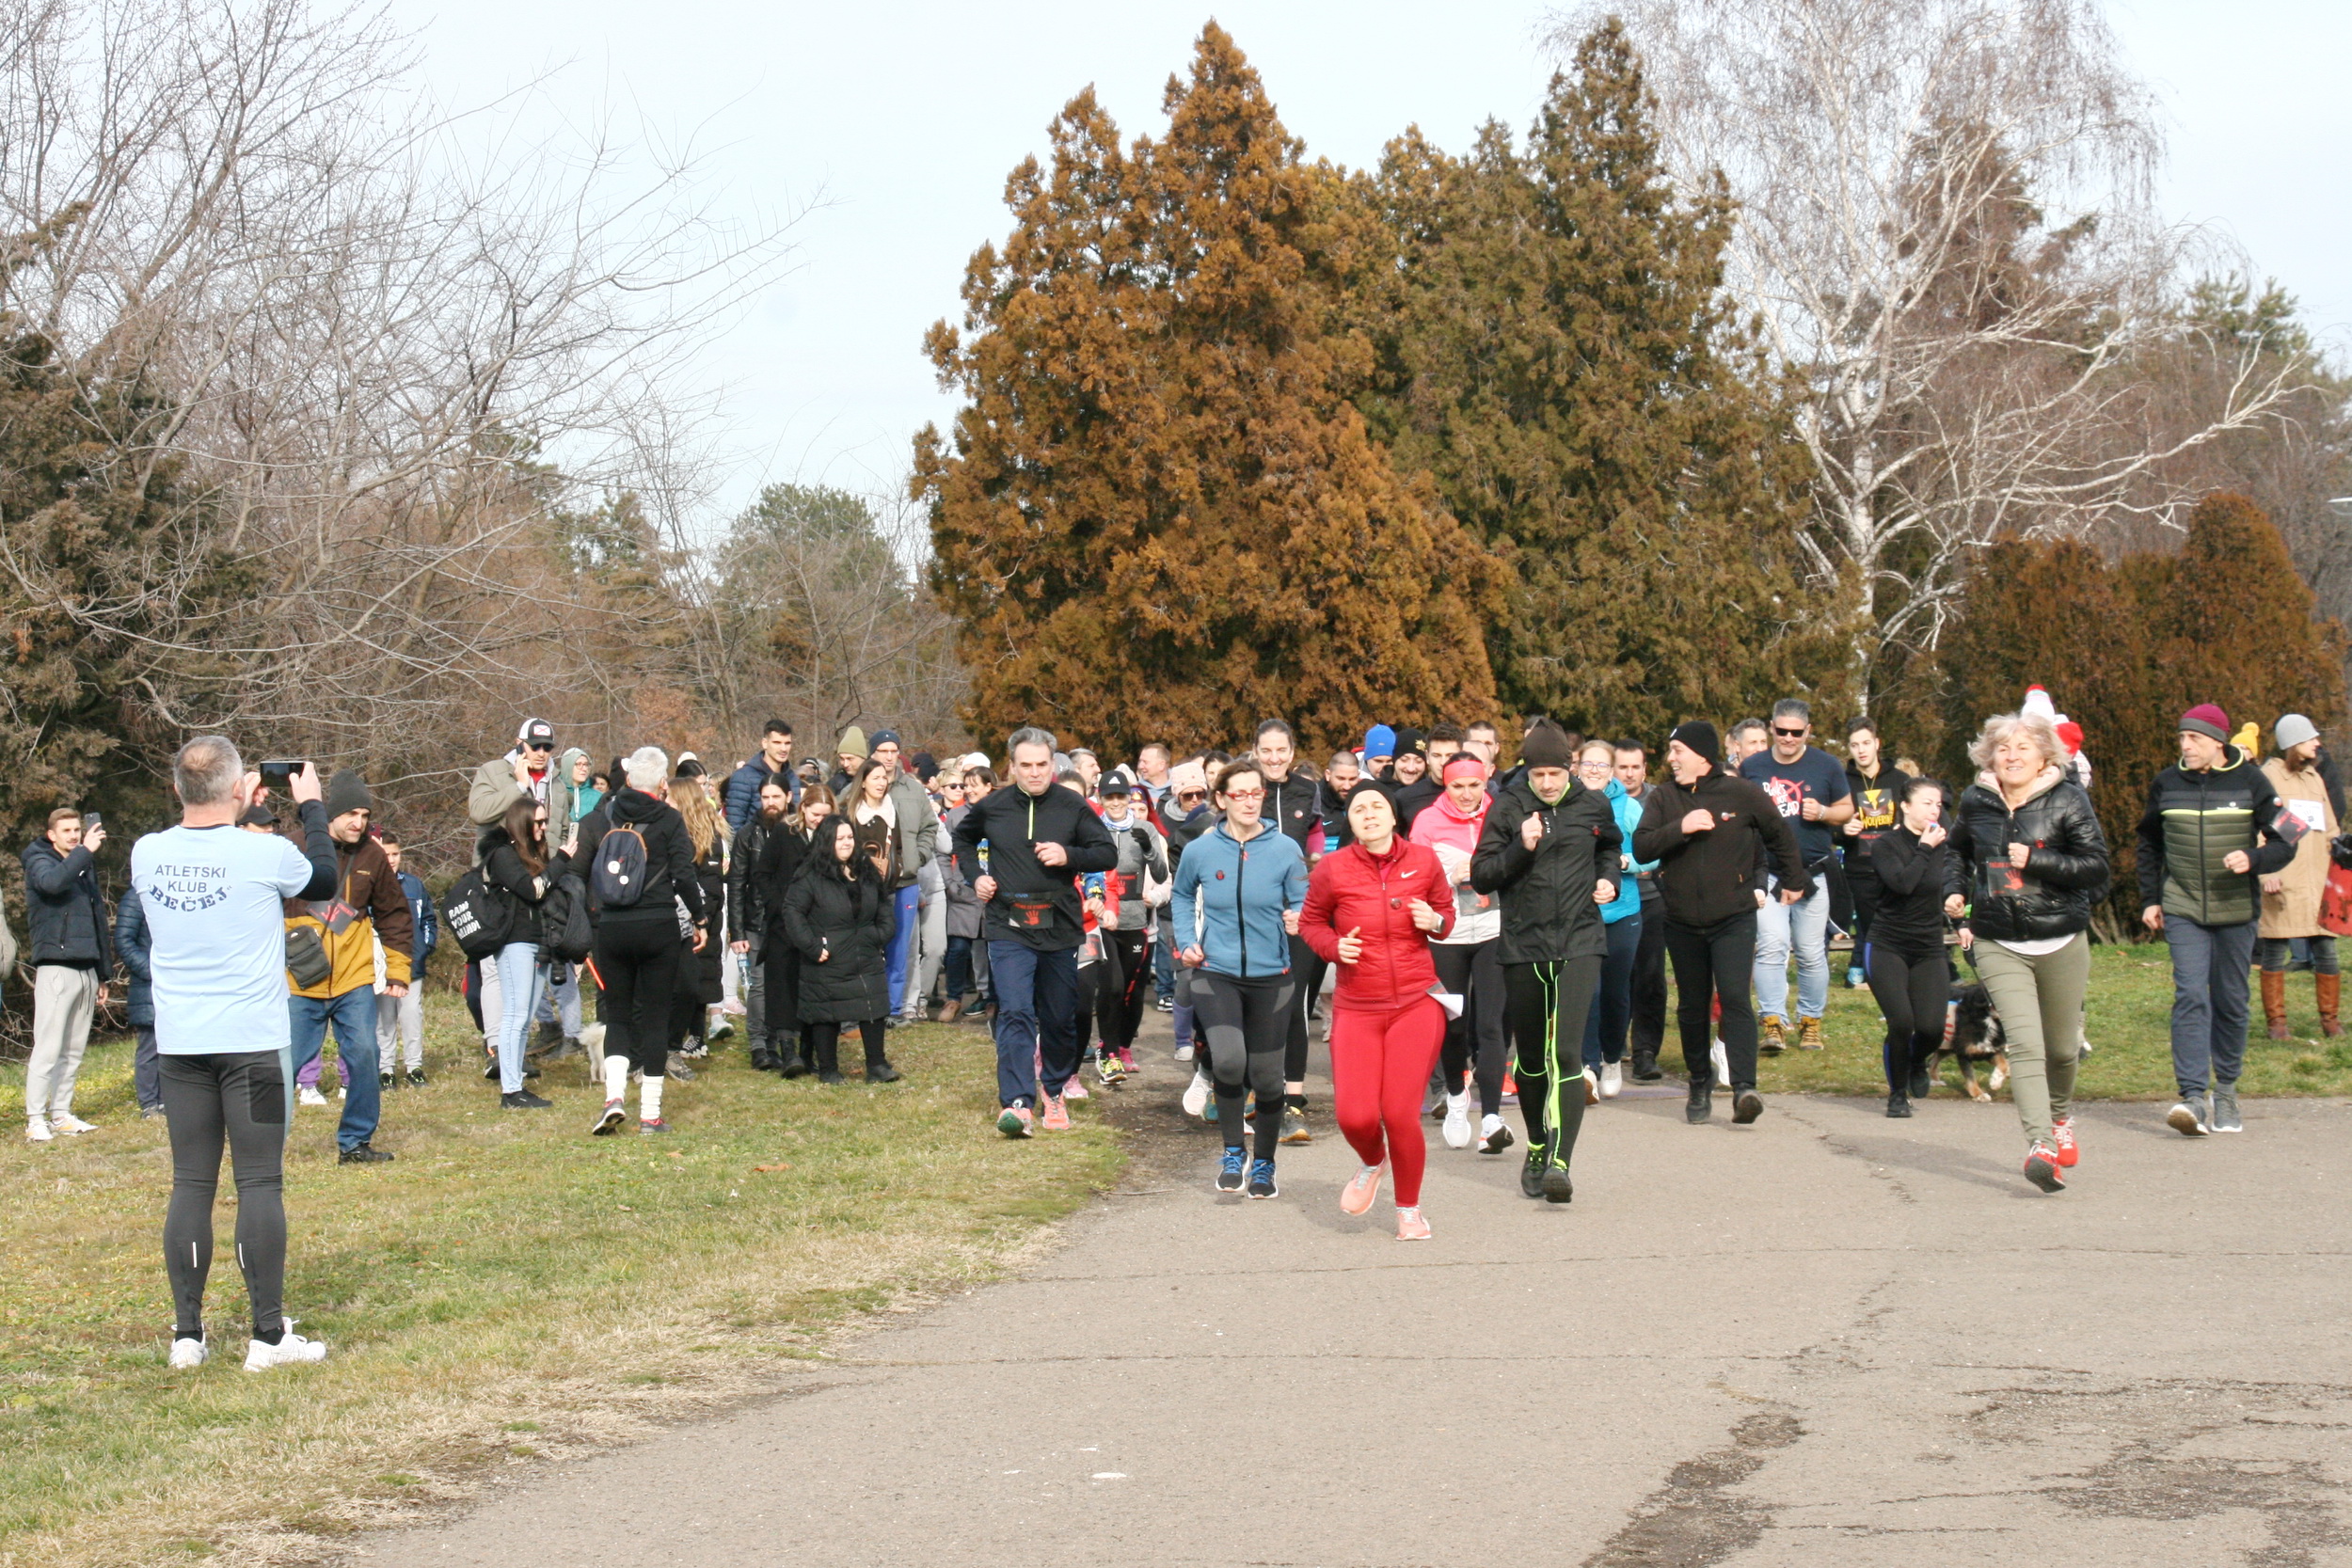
1441, 754, 1486, 783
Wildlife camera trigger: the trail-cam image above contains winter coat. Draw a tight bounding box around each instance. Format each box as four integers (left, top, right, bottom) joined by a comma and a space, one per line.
728, 813, 787, 943
782, 863, 895, 1023
687, 829, 726, 999
469, 750, 577, 849
113, 889, 153, 1027
837, 774, 939, 890
1470, 777, 1622, 964
951, 782, 1120, 951
939, 805, 984, 940
1947, 767, 2109, 943
1316, 777, 1356, 852
2259, 756, 2340, 939
568, 787, 706, 929
398, 870, 437, 966
1168, 820, 1309, 979
1097, 809, 1168, 932
723, 755, 797, 833
482, 829, 551, 947
1631, 768, 1812, 930
1596, 776, 1655, 926
1408, 784, 1498, 943
21, 839, 109, 967
557, 749, 603, 834
280, 832, 411, 998
2135, 746, 2296, 927
1300, 839, 1454, 1010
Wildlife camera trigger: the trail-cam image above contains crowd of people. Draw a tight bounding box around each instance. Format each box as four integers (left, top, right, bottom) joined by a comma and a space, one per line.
8, 693, 2350, 1367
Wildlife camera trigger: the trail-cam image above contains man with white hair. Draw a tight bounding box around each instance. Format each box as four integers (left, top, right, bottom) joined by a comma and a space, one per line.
132, 738, 339, 1371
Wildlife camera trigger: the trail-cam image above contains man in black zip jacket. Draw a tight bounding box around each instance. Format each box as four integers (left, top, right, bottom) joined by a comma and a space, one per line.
2135, 704, 2296, 1134
1252, 719, 1326, 1143
953, 726, 1119, 1135
1633, 721, 1811, 1125
1470, 720, 1620, 1201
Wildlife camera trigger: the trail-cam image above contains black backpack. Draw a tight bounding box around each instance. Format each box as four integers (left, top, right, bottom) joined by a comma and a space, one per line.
592, 823, 650, 909
539, 873, 595, 962
441, 866, 515, 960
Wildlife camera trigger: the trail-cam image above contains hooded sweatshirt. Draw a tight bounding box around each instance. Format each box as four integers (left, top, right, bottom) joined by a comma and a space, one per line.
1409, 784, 1499, 944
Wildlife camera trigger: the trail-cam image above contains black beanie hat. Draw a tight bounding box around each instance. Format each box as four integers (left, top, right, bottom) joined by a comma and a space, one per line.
1669, 721, 1722, 767
1392, 726, 1427, 757
1343, 779, 1397, 817
1518, 720, 1576, 770
325, 768, 373, 818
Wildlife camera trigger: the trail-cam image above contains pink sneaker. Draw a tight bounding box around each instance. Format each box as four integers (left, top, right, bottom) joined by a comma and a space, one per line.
1041, 1093, 1072, 1132
1065, 1075, 1089, 1101
1395, 1207, 1432, 1242
1340, 1163, 1385, 1217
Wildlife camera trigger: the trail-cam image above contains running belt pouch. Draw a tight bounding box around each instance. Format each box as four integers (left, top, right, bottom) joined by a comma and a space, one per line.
284, 924, 333, 989
1007, 895, 1057, 929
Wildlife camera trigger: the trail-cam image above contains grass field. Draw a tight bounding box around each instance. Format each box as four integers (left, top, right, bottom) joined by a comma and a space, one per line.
0, 999, 1120, 1567
2, 942, 2345, 1564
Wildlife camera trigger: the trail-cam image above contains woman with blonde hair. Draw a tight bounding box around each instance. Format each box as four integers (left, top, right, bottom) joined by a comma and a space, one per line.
669, 761, 732, 1064
1944, 711, 2109, 1193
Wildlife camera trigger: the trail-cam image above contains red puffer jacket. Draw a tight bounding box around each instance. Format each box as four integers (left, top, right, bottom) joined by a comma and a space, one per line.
1301, 839, 1454, 1011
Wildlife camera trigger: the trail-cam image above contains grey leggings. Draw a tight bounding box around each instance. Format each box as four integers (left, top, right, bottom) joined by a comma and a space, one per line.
1971, 933, 2090, 1150
2260, 936, 2340, 974
161, 1050, 290, 1339
1191, 971, 1294, 1161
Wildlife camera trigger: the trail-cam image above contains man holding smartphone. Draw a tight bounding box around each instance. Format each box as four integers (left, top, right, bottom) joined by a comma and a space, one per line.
133, 740, 340, 1370
22, 806, 112, 1141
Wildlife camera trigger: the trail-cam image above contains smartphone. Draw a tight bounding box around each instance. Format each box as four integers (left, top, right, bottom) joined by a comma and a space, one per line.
83, 813, 101, 832
259, 760, 307, 784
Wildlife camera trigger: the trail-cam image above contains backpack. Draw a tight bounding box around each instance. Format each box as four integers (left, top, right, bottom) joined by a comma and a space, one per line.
441, 866, 515, 960
592, 824, 649, 909
539, 873, 596, 962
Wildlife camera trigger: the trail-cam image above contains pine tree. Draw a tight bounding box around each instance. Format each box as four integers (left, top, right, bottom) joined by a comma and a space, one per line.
1356, 20, 1838, 736
916, 25, 1502, 758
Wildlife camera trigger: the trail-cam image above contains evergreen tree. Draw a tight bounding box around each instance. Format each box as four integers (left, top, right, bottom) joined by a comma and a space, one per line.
1357, 20, 1838, 736
916, 25, 1502, 757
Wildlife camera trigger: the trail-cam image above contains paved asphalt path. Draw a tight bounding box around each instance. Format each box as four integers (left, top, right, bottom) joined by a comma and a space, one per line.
359, 1038, 2352, 1568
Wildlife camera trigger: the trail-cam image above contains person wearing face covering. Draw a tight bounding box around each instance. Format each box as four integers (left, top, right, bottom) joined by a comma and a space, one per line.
1470, 720, 1621, 1204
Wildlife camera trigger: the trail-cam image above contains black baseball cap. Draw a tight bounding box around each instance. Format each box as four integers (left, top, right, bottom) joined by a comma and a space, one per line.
1098, 775, 1131, 798
516, 717, 556, 749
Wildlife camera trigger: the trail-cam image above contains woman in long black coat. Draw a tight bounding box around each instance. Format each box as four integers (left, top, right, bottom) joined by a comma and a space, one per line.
756, 789, 826, 1075
782, 816, 901, 1085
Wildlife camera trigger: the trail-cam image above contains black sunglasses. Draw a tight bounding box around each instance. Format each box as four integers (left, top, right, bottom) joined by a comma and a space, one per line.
1772, 726, 1806, 738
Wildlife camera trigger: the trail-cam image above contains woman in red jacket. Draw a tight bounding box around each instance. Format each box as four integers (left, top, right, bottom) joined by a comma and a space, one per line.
1301, 783, 1455, 1240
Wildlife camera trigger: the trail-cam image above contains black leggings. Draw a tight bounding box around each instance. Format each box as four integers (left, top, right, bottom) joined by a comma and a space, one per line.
1432, 939, 1507, 1116
1629, 899, 1667, 1059
595, 918, 681, 1076
1098, 929, 1151, 1053
1281, 933, 1315, 1101
1193, 972, 1294, 1161
803, 1019, 886, 1073
1867, 942, 1950, 1092
1664, 912, 1759, 1091
1847, 866, 1882, 968
161, 1051, 289, 1338
1505, 957, 1600, 1170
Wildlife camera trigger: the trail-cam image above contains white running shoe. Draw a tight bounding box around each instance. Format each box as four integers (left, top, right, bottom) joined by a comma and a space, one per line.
1173, 1042, 1196, 1064
1598, 1062, 1623, 1100
25, 1119, 53, 1143
1181, 1068, 1213, 1119
1710, 1039, 1731, 1088
244, 1323, 328, 1371
1478, 1113, 1515, 1154
51, 1113, 98, 1134
168, 1336, 210, 1370
1441, 1093, 1471, 1149
297, 1086, 327, 1107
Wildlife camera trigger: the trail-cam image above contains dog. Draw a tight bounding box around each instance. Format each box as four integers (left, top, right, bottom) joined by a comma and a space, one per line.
1931, 982, 2010, 1102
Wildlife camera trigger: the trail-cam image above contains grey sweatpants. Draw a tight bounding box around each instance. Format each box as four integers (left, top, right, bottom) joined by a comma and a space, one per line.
1973, 932, 2090, 1149
27, 964, 99, 1122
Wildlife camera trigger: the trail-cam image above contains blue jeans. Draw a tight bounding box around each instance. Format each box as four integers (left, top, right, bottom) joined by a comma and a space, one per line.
494, 942, 547, 1094
1152, 927, 1175, 1002
987, 939, 1080, 1107
2166, 917, 2257, 1096
944, 935, 976, 1002
886, 885, 920, 1014
1754, 879, 1831, 1022
1582, 911, 1643, 1069
289, 988, 380, 1151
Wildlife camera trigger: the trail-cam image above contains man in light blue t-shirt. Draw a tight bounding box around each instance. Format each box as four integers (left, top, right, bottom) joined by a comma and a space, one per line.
130, 737, 339, 1374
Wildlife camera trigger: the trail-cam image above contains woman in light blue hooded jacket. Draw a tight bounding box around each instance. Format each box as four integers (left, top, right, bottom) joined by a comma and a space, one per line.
1579, 741, 1656, 1096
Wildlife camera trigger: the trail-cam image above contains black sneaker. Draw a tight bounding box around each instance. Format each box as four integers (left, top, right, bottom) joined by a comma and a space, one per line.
1732, 1089, 1763, 1124
1216, 1148, 1246, 1193
866, 1061, 903, 1084
1686, 1084, 1712, 1124
1630, 1053, 1663, 1083
1885, 1093, 1913, 1118
338, 1142, 393, 1164
1246, 1158, 1279, 1199
1519, 1149, 1547, 1198
1542, 1164, 1574, 1204
405, 1069, 427, 1087
501, 1089, 552, 1110
1908, 1063, 1933, 1099
483, 1060, 499, 1081
379, 1071, 394, 1089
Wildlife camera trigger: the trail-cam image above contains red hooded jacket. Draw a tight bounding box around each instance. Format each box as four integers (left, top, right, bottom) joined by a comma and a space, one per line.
1301, 838, 1455, 1011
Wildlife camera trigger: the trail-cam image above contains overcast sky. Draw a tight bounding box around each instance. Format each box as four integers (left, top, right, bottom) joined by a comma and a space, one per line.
382, 0, 2352, 528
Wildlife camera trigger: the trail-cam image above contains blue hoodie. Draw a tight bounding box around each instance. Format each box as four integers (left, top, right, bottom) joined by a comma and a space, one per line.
1598, 777, 1656, 925
1169, 820, 1309, 979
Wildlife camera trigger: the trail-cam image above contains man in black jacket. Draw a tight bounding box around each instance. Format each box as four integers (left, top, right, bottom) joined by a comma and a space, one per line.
1470, 720, 1620, 1201
23, 807, 112, 1140
2135, 704, 2296, 1134
953, 726, 1118, 1137
1633, 721, 1811, 1125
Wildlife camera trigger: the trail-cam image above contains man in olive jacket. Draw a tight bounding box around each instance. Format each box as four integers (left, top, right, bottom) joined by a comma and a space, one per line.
2136, 704, 2296, 1132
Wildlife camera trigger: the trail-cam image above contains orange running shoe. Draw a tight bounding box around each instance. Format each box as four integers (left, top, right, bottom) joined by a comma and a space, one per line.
2051, 1117, 2079, 1168
1041, 1093, 1072, 1132
1340, 1163, 1385, 1217
1395, 1207, 1432, 1242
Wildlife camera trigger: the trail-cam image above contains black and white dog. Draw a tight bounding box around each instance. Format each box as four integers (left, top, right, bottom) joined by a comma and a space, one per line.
1931, 982, 2010, 1101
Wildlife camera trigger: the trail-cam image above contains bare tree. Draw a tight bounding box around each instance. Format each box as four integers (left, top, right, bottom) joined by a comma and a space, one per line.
1565, 0, 2315, 706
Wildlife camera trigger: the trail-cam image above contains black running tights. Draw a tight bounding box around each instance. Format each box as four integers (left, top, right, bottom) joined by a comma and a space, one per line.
161, 1050, 289, 1339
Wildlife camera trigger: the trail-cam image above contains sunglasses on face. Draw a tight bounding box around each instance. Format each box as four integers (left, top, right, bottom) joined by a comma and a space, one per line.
1772, 726, 1806, 738
527, 742, 554, 752
1177, 789, 1206, 801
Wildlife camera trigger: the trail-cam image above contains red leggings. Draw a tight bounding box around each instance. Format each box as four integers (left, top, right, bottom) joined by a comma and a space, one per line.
1329, 998, 1448, 1208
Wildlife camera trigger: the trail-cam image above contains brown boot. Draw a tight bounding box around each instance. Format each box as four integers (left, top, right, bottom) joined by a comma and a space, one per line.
2262, 969, 2291, 1040
2319, 972, 2343, 1038
938, 997, 962, 1025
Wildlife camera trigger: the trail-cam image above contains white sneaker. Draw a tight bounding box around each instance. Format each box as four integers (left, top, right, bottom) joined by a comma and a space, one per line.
1181, 1068, 1213, 1119
1710, 1039, 1731, 1088
1173, 1042, 1196, 1063
297, 1086, 327, 1107
168, 1336, 210, 1370
1599, 1063, 1623, 1100
245, 1323, 328, 1371
1441, 1093, 1471, 1149
25, 1119, 52, 1143
53, 1112, 98, 1134
1478, 1113, 1515, 1154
